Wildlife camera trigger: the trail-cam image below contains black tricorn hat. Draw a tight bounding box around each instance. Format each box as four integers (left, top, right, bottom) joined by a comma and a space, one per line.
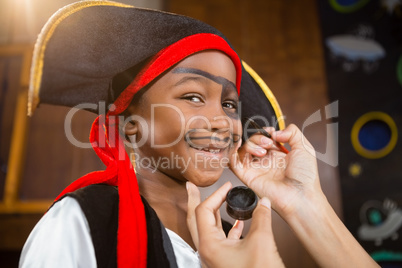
28, 0, 284, 129
28, 1, 285, 267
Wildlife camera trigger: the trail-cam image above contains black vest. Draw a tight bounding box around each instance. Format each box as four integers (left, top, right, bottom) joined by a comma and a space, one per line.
59, 184, 232, 268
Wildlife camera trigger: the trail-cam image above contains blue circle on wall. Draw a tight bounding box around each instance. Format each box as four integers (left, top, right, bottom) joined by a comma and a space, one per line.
358, 120, 391, 151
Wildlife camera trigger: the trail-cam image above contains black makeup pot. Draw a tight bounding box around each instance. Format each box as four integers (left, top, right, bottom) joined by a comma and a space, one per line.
226, 186, 258, 220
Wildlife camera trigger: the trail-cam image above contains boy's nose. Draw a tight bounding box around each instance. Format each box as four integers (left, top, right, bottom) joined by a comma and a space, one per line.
210, 115, 231, 131
186, 114, 231, 132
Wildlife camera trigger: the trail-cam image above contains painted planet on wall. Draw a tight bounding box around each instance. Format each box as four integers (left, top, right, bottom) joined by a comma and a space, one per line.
351, 112, 398, 159
329, 0, 370, 13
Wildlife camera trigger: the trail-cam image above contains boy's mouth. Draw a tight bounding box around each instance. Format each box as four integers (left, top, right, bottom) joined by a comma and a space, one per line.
184, 129, 233, 154
188, 144, 225, 154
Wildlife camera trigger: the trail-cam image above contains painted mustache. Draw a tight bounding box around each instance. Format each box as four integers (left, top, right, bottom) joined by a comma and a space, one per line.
185, 129, 241, 149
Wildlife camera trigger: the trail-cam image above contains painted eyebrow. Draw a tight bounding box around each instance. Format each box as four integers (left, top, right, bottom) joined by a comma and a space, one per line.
172, 67, 237, 90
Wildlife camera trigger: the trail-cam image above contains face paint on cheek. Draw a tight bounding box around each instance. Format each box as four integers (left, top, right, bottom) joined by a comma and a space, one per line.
185, 129, 231, 148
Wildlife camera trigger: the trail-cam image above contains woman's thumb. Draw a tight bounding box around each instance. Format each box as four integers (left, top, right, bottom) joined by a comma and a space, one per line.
248, 197, 274, 238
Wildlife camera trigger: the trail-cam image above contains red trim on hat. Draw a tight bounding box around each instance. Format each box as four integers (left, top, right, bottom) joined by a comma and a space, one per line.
110, 33, 242, 115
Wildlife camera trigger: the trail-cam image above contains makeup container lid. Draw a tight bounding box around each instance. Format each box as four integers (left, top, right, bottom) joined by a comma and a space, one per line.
226, 186, 258, 220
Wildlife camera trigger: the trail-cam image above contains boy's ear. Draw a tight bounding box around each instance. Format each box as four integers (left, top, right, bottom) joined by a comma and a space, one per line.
124, 120, 138, 136
123, 105, 138, 136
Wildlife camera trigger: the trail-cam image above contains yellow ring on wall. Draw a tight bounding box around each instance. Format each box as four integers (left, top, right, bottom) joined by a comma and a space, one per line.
351, 112, 398, 159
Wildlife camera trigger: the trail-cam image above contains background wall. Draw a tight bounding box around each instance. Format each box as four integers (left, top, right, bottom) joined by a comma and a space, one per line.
318, 1, 402, 266
0, 0, 342, 267
0, 0, 163, 44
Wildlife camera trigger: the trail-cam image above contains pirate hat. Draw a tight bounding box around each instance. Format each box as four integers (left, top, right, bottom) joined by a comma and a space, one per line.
28, 1, 284, 267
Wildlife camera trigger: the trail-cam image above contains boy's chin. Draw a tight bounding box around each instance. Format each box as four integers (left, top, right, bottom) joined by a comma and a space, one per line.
186, 169, 224, 187
192, 180, 217, 188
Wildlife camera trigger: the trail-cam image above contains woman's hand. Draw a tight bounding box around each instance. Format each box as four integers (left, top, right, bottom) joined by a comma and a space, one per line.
230, 124, 323, 219
230, 124, 380, 268
186, 181, 284, 268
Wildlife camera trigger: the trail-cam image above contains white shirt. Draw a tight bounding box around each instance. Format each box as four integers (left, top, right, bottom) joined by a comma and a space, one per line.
19, 197, 200, 268
166, 228, 201, 268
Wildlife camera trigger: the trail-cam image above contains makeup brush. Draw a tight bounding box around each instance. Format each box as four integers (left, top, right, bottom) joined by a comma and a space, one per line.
246, 118, 289, 154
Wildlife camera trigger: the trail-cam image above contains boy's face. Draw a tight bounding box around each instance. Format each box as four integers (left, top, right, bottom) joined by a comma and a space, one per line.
126, 51, 242, 186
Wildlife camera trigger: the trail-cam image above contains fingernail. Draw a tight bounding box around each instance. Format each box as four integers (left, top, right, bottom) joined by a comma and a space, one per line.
186, 181, 190, 191
260, 197, 271, 209
258, 148, 267, 155
233, 220, 240, 228
261, 136, 272, 145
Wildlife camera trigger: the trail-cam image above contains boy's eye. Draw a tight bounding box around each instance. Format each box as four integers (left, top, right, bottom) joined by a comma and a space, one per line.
189, 96, 202, 103
182, 94, 204, 103
222, 101, 237, 110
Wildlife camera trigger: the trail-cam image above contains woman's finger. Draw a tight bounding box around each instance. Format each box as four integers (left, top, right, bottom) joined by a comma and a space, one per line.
242, 134, 273, 157
195, 182, 232, 236
247, 197, 274, 240
247, 197, 285, 267
273, 124, 313, 152
227, 220, 244, 240
215, 206, 223, 229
